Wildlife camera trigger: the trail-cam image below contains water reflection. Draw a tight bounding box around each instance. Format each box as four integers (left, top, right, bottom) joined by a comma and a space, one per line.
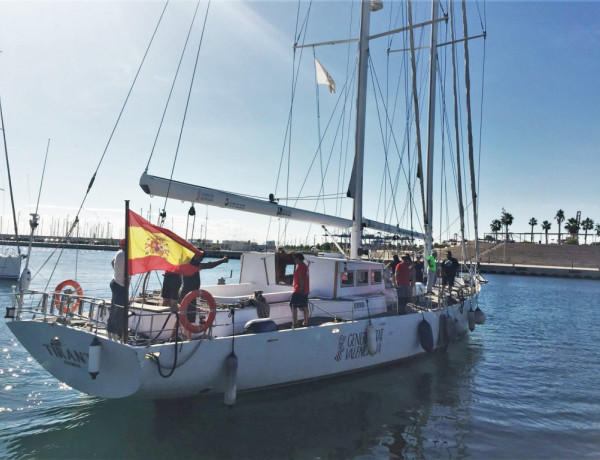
5, 339, 483, 459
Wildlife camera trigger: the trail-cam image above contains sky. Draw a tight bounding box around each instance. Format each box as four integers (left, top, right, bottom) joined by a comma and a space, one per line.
0, 0, 599, 247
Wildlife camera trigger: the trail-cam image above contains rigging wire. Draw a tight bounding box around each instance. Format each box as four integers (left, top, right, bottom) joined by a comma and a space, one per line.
368, 57, 424, 234
335, 0, 358, 218
312, 47, 326, 215
32, 2, 171, 289
280, 68, 356, 240
268, 0, 312, 246
160, 0, 211, 225
144, 0, 203, 175
0, 98, 21, 254
74, 1, 171, 223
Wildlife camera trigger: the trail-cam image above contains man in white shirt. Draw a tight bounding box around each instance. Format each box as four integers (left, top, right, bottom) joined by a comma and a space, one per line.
108, 239, 126, 340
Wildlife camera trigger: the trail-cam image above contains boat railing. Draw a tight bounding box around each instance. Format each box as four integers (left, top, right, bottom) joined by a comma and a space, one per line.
11, 288, 109, 329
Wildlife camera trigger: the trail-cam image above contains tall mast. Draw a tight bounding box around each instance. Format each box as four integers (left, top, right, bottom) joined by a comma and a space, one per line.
461, 0, 480, 265
349, 0, 372, 260
0, 98, 21, 254
407, 0, 427, 229
424, 0, 439, 257
450, 0, 468, 265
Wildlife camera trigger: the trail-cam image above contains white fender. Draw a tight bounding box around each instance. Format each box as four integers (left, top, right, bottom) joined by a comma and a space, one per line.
224, 351, 238, 406
88, 336, 101, 380
366, 323, 377, 355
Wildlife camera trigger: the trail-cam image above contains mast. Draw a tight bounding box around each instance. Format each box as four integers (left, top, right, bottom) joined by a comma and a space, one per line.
0, 98, 21, 254
349, 0, 372, 260
461, 0, 480, 265
407, 0, 427, 231
123, 200, 131, 342
424, 0, 439, 258
450, 1, 468, 265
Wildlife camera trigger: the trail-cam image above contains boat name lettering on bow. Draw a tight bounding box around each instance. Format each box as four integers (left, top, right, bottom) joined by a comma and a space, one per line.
334, 328, 384, 361
42, 343, 88, 368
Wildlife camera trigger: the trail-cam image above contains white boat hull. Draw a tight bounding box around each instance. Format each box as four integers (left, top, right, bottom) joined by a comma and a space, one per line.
7, 294, 478, 400
0, 254, 21, 279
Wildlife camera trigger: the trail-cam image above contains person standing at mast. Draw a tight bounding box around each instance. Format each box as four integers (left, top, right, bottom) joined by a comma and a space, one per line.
290, 253, 310, 327
425, 250, 437, 294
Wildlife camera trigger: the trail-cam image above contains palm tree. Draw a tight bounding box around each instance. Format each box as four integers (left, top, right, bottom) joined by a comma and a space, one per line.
490, 219, 502, 242
541, 220, 551, 244
500, 208, 514, 243
581, 218, 594, 244
528, 217, 538, 242
596, 223, 600, 243
564, 217, 580, 241
555, 209, 565, 244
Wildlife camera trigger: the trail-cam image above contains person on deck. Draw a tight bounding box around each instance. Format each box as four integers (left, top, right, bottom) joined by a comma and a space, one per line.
108, 239, 127, 340
414, 254, 425, 284
386, 254, 400, 272
290, 252, 310, 327
440, 250, 460, 296
161, 271, 182, 311
426, 250, 437, 294
395, 254, 412, 314
179, 251, 228, 340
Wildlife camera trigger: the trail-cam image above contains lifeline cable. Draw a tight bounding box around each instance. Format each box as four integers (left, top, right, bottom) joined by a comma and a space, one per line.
160, 0, 211, 218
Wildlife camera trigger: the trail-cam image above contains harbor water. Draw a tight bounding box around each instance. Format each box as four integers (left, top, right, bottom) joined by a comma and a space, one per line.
1, 248, 599, 459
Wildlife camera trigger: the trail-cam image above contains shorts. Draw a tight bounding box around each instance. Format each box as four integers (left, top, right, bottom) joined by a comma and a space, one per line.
442, 274, 456, 287
290, 292, 308, 309
396, 285, 410, 298
162, 273, 182, 300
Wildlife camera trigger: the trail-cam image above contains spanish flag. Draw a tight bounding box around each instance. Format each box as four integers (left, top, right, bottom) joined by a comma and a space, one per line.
127, 210, 202, 276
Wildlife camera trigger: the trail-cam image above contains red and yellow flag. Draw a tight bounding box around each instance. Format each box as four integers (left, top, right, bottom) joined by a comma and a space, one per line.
127, 210, 202, 276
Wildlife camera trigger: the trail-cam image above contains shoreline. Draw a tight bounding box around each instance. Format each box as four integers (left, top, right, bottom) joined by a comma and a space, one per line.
478, 262, 600, 280
2, 239, 599, 280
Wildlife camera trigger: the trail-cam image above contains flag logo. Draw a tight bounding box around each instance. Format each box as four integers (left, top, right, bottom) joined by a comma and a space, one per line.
144, 235, 170, 259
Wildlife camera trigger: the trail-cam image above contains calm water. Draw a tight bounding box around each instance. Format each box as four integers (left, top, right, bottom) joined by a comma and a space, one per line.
1, 248, 599, 459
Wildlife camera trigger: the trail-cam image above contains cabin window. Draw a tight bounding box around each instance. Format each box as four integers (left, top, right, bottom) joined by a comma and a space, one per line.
357, 270, 369, 286
275, 253, 295, 285
340, 271, 354, 287
371, 270, 382, 284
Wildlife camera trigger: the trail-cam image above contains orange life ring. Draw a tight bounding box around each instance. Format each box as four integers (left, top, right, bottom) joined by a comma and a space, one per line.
178, 289, 217, 334
53, 279, 84, 313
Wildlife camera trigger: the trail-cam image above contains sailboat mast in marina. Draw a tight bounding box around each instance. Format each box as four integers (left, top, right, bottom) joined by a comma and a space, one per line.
5, 0, 487, 402
0, 98, 25, 280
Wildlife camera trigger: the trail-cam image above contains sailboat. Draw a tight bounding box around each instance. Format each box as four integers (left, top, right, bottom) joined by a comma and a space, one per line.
5, 0, 486, 401
0, 98, 25, 280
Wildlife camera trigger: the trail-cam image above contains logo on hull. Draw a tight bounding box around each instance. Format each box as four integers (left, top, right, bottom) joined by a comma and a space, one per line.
334, 328, 384, 361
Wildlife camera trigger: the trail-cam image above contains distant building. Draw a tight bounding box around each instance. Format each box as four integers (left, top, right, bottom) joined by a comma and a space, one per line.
221, 240, 258, 251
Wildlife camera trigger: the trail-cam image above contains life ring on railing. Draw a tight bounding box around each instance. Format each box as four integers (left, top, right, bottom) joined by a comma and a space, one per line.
178, 289, 217, 334
53, 279, 84, 313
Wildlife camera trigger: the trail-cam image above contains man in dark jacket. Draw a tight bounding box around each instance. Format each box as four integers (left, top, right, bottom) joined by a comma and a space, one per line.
441, 250, 460, 296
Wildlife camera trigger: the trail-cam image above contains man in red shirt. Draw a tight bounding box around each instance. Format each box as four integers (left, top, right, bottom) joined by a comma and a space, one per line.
290, 252, 310, 327
395, 254, 412, 314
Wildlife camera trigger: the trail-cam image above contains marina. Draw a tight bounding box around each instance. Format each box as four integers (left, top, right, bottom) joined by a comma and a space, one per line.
1, 251, 599, 458
1, 0, 599, 458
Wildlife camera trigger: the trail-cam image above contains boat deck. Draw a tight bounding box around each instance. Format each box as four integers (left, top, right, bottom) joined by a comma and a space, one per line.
9, 280, 474, 347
